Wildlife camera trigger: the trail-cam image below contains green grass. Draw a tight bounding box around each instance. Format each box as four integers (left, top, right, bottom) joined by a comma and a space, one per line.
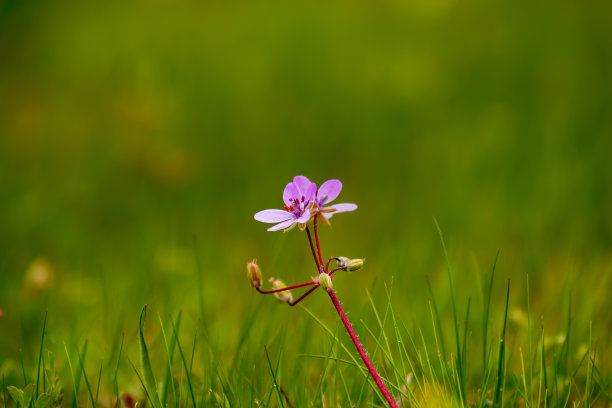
1, 231, 610, 407
1, 0, 611, 405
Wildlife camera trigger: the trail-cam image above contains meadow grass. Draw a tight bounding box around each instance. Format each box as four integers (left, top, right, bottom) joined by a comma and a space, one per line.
1, 224, 609, 408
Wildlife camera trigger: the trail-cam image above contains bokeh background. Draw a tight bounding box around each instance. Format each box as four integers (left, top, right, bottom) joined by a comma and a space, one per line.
1, 0, 611, 400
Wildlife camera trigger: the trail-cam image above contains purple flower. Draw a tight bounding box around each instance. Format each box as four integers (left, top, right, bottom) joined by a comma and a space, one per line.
254, 176, 357, 231
254, 176, 317, 231
314, 179, 358, 221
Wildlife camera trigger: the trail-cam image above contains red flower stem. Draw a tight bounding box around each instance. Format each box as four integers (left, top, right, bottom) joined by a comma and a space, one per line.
289, 286, 318, 307
257, 280, 318, 294
313, 215, 324, 270
329, 266, 345, 276
325, 257, 340, 273
305, 227, 320, 270
327, 289, 398, 408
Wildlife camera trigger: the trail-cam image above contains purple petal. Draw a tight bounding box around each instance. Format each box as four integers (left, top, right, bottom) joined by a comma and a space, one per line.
254, 209, 293, 223
283, 182, 300, 207
322, 203, 357, 218
317, 179, 342, 205
294, 208, 311, 224
293, 176, 313, 194
267, 218, 296, 232
302, 182, 317, 203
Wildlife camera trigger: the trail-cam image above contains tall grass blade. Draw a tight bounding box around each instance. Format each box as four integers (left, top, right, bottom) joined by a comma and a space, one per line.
138, 306, 162, 408
494, 279, 510, 406
75, 344, 96, 408
433, 217, 466, 402
35, 311, 47, 399
159, 311, 182, 407
483, 250, 499, 375
170, 314, 197, 408
95, 362, 102, 404
72, 341, 88, 408
264, 346, 285, 408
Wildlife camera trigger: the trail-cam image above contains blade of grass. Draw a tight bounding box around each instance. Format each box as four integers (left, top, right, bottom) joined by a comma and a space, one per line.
526, 274, 533, 406
264, 346, 285, 408
138, 306, 162, 408
75, 343, 96, 408
169, 314, 197, 408
433, 217, 466, 403
483, 250, 499, 376
494, 279, 510, 406
128, 358, 154, 406
35, 311, 48, 399
159, 312, 182, 407
72, 341, 88, 408
63, 343, 77, 408
95, 362, 102, 404
425, 274, 448, 361
113, 334, 124, 408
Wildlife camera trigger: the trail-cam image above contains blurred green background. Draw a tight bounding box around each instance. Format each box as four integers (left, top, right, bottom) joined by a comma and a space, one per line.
1, 0, 611, 398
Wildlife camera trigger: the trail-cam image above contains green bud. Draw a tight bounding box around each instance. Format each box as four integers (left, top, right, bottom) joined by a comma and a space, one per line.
337, 257, 365, 272
318, 273, 333, 291
270, 278, 293, 303
246, 260, 262, 288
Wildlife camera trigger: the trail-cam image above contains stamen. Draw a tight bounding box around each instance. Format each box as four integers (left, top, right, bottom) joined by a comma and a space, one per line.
284, 205, 289, 212
289, 205, 295, 212
295, 198, 300, 205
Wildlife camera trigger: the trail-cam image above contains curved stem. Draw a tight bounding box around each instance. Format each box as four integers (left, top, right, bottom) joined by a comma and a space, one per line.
257, 281, 318, 294
325, 257, 340, 274
327, 289, 398, 408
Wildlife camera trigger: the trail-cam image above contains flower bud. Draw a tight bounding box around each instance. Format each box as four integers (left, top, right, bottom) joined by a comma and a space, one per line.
270, 278, 293, 304
246, 260, 263, 289
337, 257, 365, 272
318, 273, 333, 292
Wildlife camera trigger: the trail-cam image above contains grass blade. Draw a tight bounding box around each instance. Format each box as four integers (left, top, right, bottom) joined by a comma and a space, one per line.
138, 305, 162, 408
494, 279, 511, 405
35, 311, 47, 399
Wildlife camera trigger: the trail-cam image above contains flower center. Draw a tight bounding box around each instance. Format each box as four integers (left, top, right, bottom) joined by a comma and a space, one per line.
284, 196, 306, 216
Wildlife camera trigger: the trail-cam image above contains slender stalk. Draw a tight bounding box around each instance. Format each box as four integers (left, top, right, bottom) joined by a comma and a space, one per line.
325, 257, 340, 273
329, 266, 345, 276
257, 281, 318, 294
313, 215, 324, 268
305, 227, 320, 270
327, 290, 398, 408
289, 286, 318, 307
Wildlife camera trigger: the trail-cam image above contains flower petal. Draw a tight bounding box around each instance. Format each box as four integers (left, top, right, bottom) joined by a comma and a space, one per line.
294, 208, 311, 224
322, 203, 357, 218
283, 182, 300, 207
317, 179, 342, 205
254, 209, 293, 223
293, 176, 312, 194
302, 182, 317, 203
267, 218, 296, 231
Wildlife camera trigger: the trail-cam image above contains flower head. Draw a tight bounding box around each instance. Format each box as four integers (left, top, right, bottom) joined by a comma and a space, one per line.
254, 175, 357, 231
254, 176, 316, 231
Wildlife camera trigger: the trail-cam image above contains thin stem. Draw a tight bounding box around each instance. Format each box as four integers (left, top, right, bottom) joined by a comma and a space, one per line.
257, 281, 318, 294
313, 215, 324, 269
327, 289, 398, 408
305, 227, 320, 270
329, 266, 345, 276
289, 286, 319, 307
325, 257, 340, 274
